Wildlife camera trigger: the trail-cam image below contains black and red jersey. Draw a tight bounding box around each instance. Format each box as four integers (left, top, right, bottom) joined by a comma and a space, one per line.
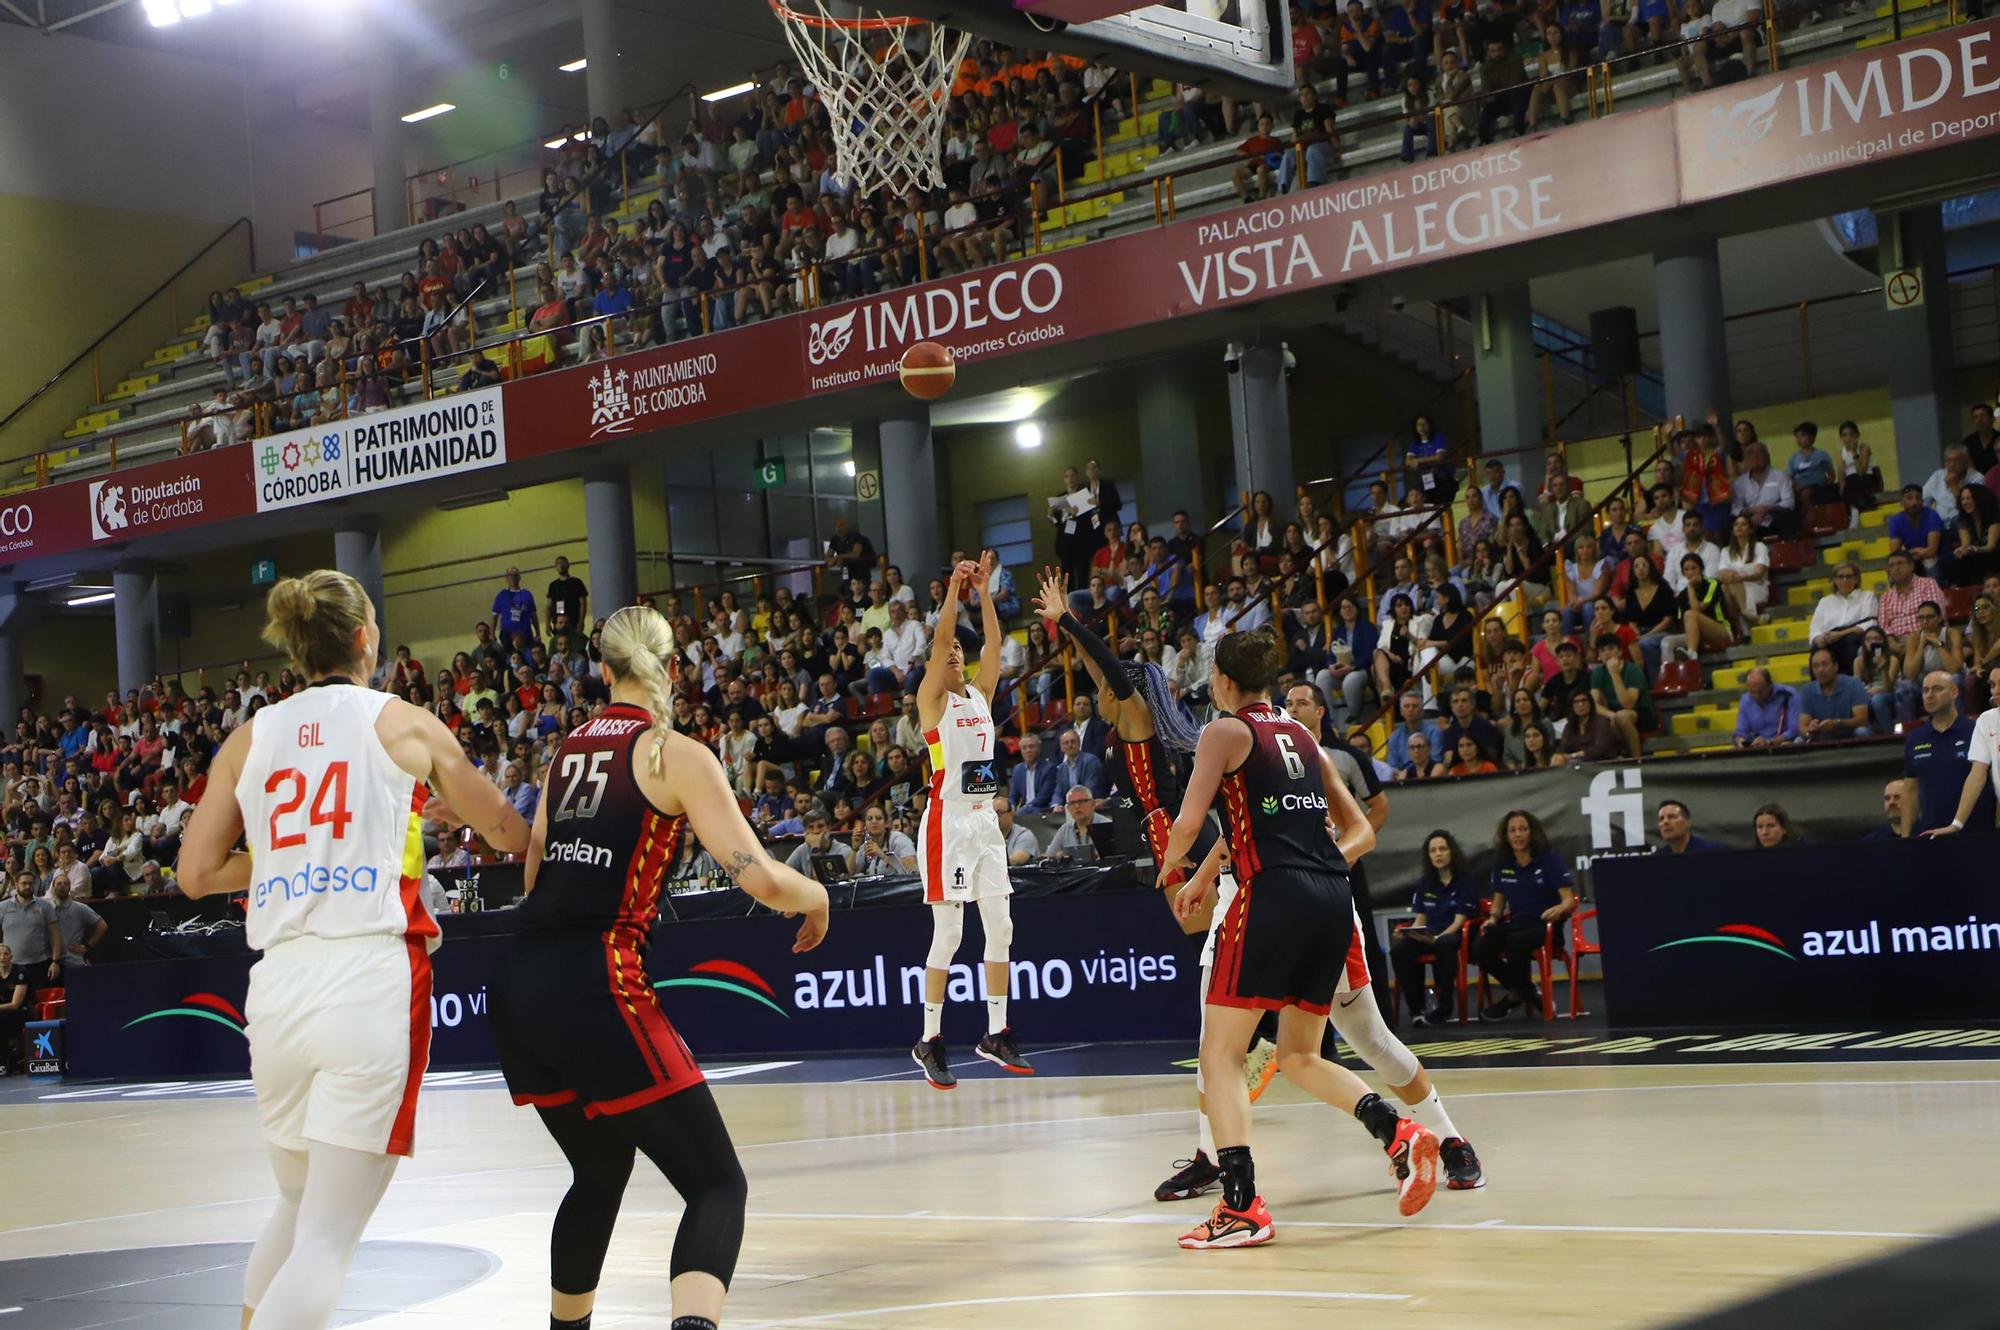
514, 702, 686, 943
1213, 700, 1342, 886
1113, 732, 1182, 817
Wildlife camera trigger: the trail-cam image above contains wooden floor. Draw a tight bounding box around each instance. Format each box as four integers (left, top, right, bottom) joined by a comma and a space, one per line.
6, 1059, 2000, 1328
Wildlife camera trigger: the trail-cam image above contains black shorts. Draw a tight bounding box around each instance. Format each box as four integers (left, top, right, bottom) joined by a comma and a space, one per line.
1208, 866, 1359, 1016
489, 933, 705, 1118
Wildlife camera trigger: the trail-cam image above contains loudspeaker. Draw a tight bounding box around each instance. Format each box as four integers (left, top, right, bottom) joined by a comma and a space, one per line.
158, 592, 191, 640
1589, 306, 1641, 378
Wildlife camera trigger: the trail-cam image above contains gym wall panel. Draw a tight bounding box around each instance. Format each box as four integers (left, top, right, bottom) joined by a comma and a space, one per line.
22, 612, 117, 702
155, 532, 337, 690
939, 407, 1143, 580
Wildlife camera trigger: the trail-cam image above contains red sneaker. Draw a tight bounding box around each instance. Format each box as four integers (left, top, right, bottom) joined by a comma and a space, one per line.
1386, 1119, 1440, 1216
1177, 1195, 1275, 1249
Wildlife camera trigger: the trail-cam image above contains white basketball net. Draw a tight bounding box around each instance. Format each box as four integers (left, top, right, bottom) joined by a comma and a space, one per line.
770, 1, 973, 198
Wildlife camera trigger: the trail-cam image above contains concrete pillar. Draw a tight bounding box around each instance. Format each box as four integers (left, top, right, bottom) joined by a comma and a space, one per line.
1474, 285, 1546, 494
877, 408, 941, 589
367, 59, 408, 234
113, 565, 159, 694
585, 464, 638, 615
334, 520, 386, 657
1652, 234, 1734, 438
1227, 333, 1293, 514
1881, 204, 1957, 489
581, 0, 628, 129
1137, 358, 1206, 529
0, 583, 24, 724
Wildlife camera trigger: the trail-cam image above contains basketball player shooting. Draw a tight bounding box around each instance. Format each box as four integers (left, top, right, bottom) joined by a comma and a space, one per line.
911, 550, 1033, 1088
1160, 630, 1438, 1248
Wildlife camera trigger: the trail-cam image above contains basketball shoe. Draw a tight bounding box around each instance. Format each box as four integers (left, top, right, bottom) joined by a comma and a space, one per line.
1243, 1036, 1278, 1102
1386, 1118, 1440, 1216
1441, 1137, 1485, 1190
1154, 1152, 1222, 1202
912, 1036, 956, 1090
976, 1028, 1034, 1074
1177, 1195, 1274, 1249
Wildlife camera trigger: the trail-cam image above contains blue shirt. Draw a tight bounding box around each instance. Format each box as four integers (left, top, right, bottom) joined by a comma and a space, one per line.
1490, 848, 1571, 920
1410, 874, 1476, 931
1904, 714, 1997, 833
1798, 673, 1870, 726
1386, 720, 1442, 772
1787, 447, 1835, 490
593, 286, 634, 318
1735, 684, 1800, 744
1888, 507, 1944, 556
492, 586, 538, 638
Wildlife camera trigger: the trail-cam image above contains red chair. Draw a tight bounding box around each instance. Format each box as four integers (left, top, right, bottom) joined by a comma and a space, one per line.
844, 697, 864, 720
1023, 701, 1044, 729
1652, 659, 1703, 698
863, 693, 894, 719
1530, 923, 1572, 1021
39, 987, 63, 1004
1567, 907, 1601, 1019
745, 681, 766, 700
1394, 901, 1486, 1025
1945, 585, 1978, 622
1041, 699, 1070, 727
1803, 502, 1848, 536
1766, 539, 1816, 574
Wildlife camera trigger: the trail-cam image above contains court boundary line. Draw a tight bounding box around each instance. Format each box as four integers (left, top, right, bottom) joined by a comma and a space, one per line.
731, 1288, 1411, 1329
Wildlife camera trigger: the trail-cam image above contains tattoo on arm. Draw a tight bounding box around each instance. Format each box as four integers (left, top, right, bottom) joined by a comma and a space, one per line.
724, 850, 757, 883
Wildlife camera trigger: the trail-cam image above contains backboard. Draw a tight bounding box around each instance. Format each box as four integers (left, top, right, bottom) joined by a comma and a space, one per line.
883, 1, 1294, 94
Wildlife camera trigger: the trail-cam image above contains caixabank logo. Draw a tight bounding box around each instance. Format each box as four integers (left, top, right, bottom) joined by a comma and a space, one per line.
122, 990, 249, 1036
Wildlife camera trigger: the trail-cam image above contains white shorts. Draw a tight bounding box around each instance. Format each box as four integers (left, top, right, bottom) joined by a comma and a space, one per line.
919, 800, 1011, 904
246, 932, 433, 1157
1200, 873, 1240, 969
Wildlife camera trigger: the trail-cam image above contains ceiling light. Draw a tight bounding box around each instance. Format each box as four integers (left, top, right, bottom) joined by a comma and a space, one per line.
559, 57, 588, 72
66, 591, 115, 607
177, 0, 212, 15
143, 0, 178, 20
1014, 422, 1043, 450
544, 138, 568, 149
702, 80, 756, 102
573, 129, 589, 141
401, 103, 456, 124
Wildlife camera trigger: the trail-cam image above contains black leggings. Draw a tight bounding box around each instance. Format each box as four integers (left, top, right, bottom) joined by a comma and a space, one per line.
536, 1083, 748, 1296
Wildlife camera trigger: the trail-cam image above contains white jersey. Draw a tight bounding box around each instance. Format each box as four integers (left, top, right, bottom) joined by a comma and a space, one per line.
924, 686, 999, 807
237, 684, 435, 951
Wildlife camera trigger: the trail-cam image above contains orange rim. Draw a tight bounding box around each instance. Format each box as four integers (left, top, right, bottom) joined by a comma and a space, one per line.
768, 0, 928, 30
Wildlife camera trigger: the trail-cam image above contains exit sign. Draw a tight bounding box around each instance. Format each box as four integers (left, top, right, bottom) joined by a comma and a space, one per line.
754, 458, 786, 489
251, 559, 277, 586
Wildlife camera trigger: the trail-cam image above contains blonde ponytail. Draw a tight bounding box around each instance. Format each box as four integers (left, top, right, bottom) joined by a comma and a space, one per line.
261, 570, 371, 677
600, 604, 676, 775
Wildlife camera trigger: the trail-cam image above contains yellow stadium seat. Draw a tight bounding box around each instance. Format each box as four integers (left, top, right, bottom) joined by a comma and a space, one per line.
1713, 654, 1810, 690
1749, 621, 1808, 647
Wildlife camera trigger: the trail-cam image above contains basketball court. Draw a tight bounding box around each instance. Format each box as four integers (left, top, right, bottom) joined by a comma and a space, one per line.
6, 1041, 1997, 1328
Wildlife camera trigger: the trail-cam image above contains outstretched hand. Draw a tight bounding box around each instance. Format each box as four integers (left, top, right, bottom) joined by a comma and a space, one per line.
1031, 566, 1070, 623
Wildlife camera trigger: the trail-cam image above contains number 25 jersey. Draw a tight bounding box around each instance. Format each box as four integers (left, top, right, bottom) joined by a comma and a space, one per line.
237, 684, 435, 951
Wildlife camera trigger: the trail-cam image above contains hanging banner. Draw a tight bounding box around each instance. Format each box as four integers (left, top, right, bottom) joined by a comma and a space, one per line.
253, 385, 506, 512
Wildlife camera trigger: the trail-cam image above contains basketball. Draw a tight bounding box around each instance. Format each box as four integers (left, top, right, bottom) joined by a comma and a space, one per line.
899, 340, 956, 400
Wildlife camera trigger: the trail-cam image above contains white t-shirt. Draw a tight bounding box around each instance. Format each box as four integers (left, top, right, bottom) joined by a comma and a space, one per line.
1970, 709, 2000, 785
944, 201, 978, 231
1711, 0, 1757, 24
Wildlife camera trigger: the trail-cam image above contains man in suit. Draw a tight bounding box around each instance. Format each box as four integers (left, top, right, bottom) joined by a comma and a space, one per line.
1065, 693, 1114, 763
1008, 733, 1060, 813
1084, 457, 1122, 534
1052, 727, 1108, 799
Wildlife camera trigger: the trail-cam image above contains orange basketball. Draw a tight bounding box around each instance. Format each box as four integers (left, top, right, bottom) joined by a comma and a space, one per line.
898, 340, 956, 400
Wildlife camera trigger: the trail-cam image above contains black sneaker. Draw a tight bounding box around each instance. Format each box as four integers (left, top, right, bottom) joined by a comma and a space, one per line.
1441, 1137, 1485, 1190
1479, 995, 1518, 1022
1412, 1003, 1449, 1028
1154, 1151, 1222, 1202
912, 1036, 956, 1089
976, 1028, 1035, 1075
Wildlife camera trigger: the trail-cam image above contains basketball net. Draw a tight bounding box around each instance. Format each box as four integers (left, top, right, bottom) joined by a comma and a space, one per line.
769, 1, 973, 198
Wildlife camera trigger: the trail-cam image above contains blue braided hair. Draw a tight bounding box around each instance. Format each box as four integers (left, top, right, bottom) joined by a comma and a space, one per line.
1125, 660, 1202, 753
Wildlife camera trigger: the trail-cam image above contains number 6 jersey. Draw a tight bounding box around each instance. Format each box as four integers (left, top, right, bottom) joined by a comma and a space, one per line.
237, 683, 435, 951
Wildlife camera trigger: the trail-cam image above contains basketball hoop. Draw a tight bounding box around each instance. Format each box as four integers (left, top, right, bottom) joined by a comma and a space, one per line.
768, 0, 973, 198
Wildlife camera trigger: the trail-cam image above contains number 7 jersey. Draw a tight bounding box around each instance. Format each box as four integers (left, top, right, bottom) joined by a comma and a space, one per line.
237, 684, 435, 951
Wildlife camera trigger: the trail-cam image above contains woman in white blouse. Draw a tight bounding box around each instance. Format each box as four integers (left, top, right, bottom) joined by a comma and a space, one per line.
1715, 513, 1771, 620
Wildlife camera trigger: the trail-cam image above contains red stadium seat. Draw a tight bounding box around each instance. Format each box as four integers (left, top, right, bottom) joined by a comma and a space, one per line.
1023, 701, 1044, 729
39, 987, 62, 1003
864, 693, 894, 718
1803, 502, 1847, 536
1652, 659, 1703, 698
1041, 699, 1070, 727
844, 697, 864, 719
1568, 907, 1601, 1019
1766, 539, 1816, 574
745, 681, 765, 700
1945, 585, 1977, 622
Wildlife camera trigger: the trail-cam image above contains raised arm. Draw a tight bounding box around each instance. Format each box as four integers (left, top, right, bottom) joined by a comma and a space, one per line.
972, 549, 1004, 700
919, 559, 977, 716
